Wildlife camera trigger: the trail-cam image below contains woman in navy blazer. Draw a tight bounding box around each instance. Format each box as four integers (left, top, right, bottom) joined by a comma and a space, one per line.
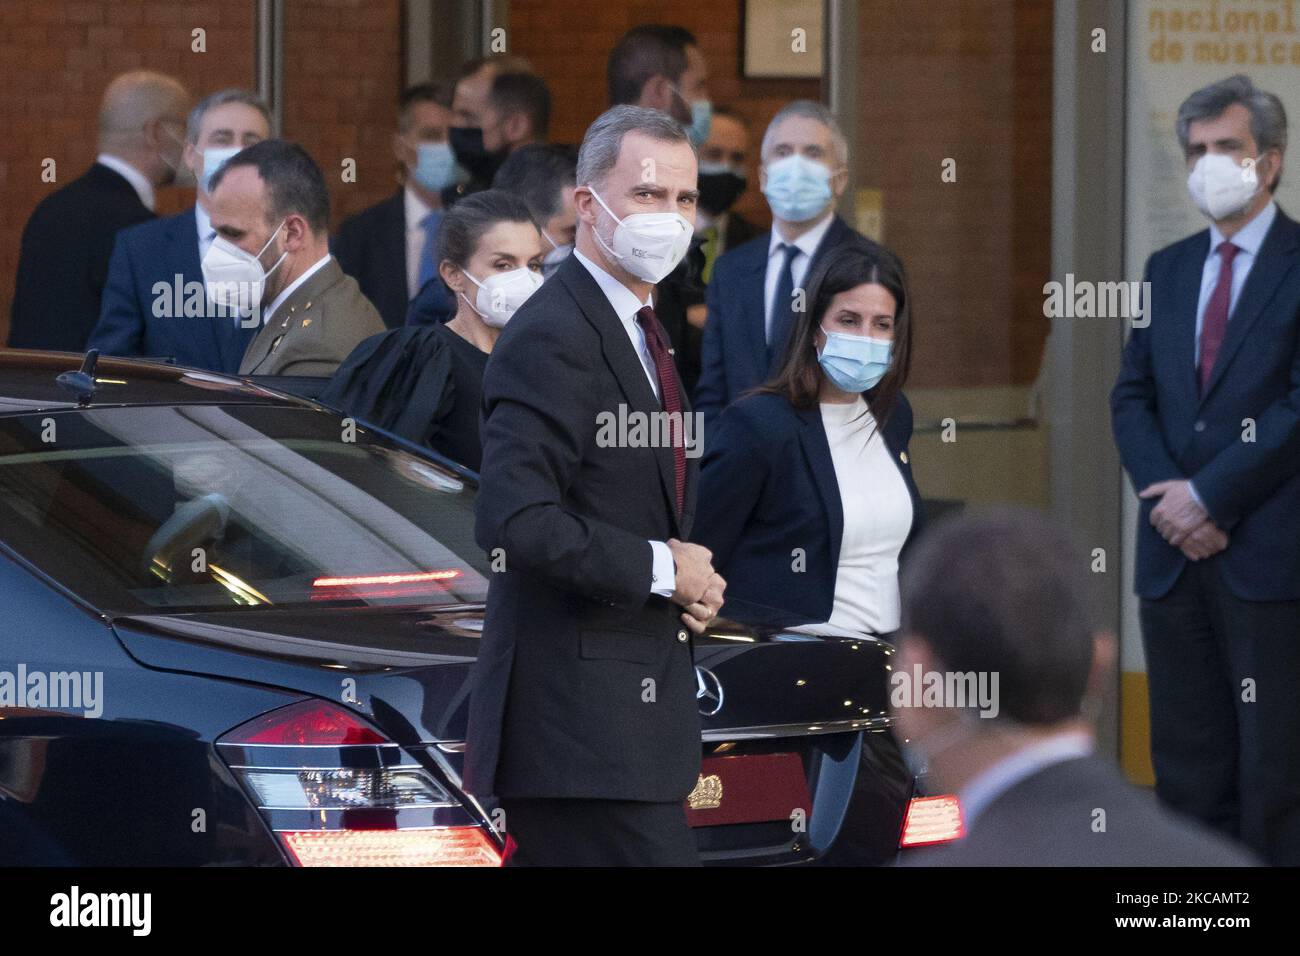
694, 237, 922, 636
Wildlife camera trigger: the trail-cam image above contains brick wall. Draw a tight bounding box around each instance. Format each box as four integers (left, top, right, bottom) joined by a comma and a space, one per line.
506, 0, 820, 229
855, 0, 1054, 388
281, 0, 404, 224
0, 0, 256, 343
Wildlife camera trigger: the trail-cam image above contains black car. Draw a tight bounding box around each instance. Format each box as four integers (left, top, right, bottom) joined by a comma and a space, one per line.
0, 350, 950, 866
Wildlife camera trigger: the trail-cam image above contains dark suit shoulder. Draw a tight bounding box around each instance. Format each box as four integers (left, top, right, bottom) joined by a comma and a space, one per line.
712, 231, 770, 281
719, 391, 802, 440
336, 191, 403, 237
24, 164, 150, 229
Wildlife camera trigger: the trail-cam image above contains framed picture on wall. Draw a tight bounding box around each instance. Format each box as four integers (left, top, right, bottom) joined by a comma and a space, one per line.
742, 0, 824, 79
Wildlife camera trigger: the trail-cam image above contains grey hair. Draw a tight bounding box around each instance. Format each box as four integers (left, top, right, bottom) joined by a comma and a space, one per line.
1177, 75, 1287, 187
185, 88, 272, 144
761, 99, 849, 167
576, 104, 695, 189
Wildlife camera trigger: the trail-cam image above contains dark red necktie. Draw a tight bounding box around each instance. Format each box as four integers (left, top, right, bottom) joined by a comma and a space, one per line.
1199, 241, 1239, 394
636, 305, 685, 516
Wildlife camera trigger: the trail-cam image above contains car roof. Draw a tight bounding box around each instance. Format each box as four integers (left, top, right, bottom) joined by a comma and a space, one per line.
0, 349, 307, 416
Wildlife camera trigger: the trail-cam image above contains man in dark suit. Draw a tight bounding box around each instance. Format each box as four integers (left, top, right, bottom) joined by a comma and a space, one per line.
88, 88, 270, 372
696, 100, 861, 426
1111, 74, 1300, 866
9, 70, 190, 352
203, 140, 385, 378
466, 106, 725, 866
897, 508, 1256, 866
333, 83, 461, 330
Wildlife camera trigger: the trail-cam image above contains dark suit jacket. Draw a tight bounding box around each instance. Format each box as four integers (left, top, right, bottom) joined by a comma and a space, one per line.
238, 258, 386, 376
693, 390, 923, 630
465, 252, 701, 802
906, 756, 1256, 866
87, 207, 255, 373
695, 214, 859, 425
332, 189, 410, 330
9, 162, 154, 351
1111, 206, 1300, 601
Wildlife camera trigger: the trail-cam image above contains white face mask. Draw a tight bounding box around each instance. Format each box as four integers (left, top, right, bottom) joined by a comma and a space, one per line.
587, 187, 693, 283
200, 145, 241, 195
202, 220, 287, 315
461, 266, 543, 327
1187, 152, 1260, 221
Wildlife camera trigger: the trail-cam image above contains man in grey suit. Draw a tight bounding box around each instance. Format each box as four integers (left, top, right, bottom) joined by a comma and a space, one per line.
895, 508, 1256, 867
204, 139, 384, 377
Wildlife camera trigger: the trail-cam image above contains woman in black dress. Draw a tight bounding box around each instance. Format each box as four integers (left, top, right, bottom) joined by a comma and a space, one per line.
323, 189, 545, 471
427, 189, 545, 469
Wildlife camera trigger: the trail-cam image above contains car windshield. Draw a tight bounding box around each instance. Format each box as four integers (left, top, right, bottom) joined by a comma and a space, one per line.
0, 404, 489, 613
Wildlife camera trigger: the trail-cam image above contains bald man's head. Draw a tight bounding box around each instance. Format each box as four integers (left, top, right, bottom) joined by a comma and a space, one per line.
98, 70, 192, 187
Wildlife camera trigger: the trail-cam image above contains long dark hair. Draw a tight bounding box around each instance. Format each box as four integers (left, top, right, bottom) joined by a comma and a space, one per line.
755, 235, 913, 427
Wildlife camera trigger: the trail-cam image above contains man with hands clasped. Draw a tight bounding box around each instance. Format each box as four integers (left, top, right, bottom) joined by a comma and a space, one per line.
465, 105, 724, 866
1111, 74, 1300, 865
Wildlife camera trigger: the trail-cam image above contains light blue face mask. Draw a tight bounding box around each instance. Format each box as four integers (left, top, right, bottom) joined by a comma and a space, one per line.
413, 141, 466, 193
763, 154, 834, 223
817, 330, 892, 393
670, 84, 712, 145
201, 146, 241, 195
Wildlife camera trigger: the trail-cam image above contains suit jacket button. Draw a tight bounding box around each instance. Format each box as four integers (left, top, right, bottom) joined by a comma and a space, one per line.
677, 629, 689, 642
1194, 420, 1206, 432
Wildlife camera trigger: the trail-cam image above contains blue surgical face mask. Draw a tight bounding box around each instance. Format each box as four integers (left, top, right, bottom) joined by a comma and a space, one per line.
413, 141, 466, 193
201, 146, 241, 195
817, 330, 892, 393
763, 154, 834, 223
670, 84, 712, 145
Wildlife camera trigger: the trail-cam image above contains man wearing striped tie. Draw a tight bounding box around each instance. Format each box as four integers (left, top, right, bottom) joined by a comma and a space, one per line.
466, 105, 725, 866
1112, 74, 1300, 866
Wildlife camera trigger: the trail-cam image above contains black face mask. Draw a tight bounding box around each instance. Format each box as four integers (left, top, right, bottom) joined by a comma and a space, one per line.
449, 126, 508, 184
697, 170, 747, 215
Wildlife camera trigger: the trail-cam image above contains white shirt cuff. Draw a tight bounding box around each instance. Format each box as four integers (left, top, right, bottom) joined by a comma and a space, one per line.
649, 540, 675, 597
1187, 481, 1205, 511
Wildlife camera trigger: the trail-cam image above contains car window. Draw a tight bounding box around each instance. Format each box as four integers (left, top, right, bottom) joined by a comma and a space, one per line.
0, 405, 489, 613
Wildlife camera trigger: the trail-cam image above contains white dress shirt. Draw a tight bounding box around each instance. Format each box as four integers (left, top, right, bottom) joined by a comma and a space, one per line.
96, 153, 155, 212
573, 246, 675, 597
405, 187, 437, 300
262, 252, 332, 326
763, 211, 834, 341
958, 730, 1094, 830
573, 247, 662, 400
194, 202, 217, 264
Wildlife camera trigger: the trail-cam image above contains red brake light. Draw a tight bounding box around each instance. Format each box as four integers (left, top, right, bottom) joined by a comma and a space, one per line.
223, 700, 387, 746
900, 794, 966, 848
280, 828, 502, 867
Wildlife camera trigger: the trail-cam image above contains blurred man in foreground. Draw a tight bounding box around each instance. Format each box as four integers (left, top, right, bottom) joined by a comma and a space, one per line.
896, 508, 1255, 866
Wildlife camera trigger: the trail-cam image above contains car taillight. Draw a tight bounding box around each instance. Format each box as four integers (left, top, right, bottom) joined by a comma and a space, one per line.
218, 700, 501, 867
310, 570, 462, 600
899, 794, 965, 848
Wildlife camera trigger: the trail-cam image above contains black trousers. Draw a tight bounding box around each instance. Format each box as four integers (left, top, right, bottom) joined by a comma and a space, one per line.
499, 797, 702, 867
1140, 557, 1300, 865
